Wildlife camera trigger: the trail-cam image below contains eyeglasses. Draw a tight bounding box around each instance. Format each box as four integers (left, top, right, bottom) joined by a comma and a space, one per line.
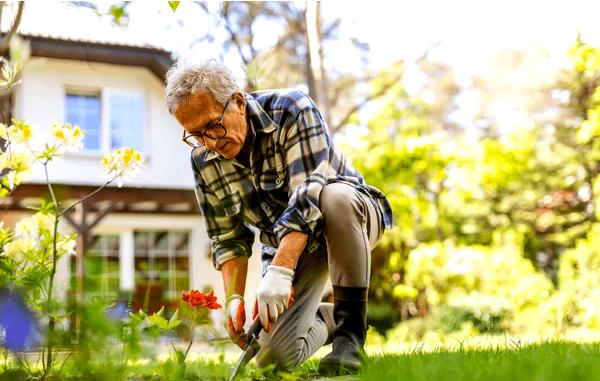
182, 99, 230, 148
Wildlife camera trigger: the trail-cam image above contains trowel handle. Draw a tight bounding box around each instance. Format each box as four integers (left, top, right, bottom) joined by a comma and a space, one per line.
246, 317, 262, 340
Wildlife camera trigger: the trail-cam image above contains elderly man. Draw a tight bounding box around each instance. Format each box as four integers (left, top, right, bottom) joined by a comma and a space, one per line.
165, 60, 392, 375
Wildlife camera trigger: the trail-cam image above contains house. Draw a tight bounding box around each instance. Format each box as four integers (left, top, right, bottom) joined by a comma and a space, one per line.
0, 3, 263, 325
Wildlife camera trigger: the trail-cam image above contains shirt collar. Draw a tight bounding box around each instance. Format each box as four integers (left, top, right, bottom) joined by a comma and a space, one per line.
245, 93, 277, 135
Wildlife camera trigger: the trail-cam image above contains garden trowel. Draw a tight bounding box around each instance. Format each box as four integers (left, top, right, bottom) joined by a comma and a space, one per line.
228, 318, 263, 381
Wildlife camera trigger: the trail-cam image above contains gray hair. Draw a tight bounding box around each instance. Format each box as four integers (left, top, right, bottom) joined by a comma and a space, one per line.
165, 59, 239, 114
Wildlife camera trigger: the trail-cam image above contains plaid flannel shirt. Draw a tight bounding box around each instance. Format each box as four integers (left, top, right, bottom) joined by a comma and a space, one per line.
191, 89, 393, 270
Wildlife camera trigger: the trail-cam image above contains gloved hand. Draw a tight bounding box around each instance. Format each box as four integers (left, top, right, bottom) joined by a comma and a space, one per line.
225, 294, 247, 349
255, 265, 294, 332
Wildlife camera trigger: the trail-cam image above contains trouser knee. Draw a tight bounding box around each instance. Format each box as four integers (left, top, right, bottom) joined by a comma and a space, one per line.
256, 339, 304, 371
320, 182, 379, 287
320, 183, 364, 225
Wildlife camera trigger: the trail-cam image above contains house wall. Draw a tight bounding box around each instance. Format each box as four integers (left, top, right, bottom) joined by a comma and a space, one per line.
13, 57, 193, 189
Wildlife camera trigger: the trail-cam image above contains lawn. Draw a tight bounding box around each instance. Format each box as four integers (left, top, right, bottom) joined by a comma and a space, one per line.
2, 341, 599, 380
151, 341, 600, 380
359, 341, 600, 381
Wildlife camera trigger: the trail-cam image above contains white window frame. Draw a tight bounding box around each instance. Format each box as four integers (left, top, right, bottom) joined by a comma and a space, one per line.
64, 87, 148, 155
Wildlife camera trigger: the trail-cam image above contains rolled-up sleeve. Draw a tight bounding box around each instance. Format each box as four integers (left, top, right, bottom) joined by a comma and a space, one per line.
272, 107, 331, 241
192, 157, 254, 270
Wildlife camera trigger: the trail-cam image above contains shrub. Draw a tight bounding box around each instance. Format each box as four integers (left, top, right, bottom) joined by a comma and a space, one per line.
400, 238, 553, 331
368, 301, 399, 335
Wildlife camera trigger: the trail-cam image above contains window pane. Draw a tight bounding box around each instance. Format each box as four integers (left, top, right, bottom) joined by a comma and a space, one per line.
154, 232, 169, 252
65, 93, 101, 150
109, 92, 144, 151
70, 233, 120, 302
133, 230, 190, 305
171, 232, 189, 254
134, 232, 150, 254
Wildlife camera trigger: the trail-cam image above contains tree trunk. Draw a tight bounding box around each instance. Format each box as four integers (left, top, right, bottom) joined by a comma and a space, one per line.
304, 1, 332, 129
0, 2, 24, 128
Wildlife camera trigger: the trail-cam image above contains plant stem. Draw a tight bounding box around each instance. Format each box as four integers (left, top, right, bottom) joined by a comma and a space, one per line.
183, 310, 198, 361
58, 174, 119, 217
43, 162, 60, 376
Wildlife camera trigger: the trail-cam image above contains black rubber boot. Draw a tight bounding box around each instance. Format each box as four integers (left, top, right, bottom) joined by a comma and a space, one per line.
318, 286, 368, 376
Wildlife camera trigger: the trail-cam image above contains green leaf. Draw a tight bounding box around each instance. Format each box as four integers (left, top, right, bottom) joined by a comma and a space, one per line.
147, 312, 169, 330
38, 143, 60, 162
108, 4, 128, 26
131, 309, 148, 320
168, 1, 180, 12
174, 347, 185, 364
168, 308, 182, 329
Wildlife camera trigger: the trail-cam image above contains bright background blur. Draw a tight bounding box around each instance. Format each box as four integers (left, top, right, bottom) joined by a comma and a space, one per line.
5, 0, 600, 346
91, 0, 600, 342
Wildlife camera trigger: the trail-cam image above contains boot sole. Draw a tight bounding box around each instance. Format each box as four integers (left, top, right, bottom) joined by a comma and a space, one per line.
318, 357, 360, 376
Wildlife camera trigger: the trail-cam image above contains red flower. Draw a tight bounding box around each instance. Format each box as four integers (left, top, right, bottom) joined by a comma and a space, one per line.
181, 289, 222, 310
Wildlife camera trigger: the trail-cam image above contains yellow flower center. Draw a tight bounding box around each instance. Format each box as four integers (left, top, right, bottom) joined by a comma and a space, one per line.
53, 130, 65, 140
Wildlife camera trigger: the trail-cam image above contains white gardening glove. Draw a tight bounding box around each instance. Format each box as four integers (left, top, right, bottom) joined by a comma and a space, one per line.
225, 294, 247, 349
255, 265, 294, 332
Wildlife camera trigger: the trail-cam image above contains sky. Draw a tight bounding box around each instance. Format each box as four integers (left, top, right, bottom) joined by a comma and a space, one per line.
124, 0, 600, 82
322, 0, 600, 84
29, 0, 600, 136
115, 0, 600, 140
14, 0, 598, 85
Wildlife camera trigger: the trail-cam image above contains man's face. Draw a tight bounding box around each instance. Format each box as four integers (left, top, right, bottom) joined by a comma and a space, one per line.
175, 91, 247, 159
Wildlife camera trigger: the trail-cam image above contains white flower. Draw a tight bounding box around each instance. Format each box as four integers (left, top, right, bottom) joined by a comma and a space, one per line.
5, 170, 16, 190
14, 212, 54, 240
0, 150, 33, 171
0, 120, 33, 146
4, 238, 39, 262
100, 147, 145, 187
57, 235, 76, 256
51, 123, 85, 152
0, 150, 34, 191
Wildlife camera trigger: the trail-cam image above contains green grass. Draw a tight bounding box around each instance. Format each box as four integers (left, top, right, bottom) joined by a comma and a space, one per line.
359, 341, 600, 381
2, 341, 599, 380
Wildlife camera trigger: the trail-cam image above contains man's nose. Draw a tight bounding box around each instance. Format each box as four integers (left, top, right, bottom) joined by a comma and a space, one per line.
204, 136, 218, 151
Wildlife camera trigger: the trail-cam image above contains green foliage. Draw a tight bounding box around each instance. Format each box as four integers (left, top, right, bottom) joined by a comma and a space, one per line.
368, 301, 399, 335
352, 36, 600, 337
404, 240, 553, 309
107, 3, 129, 26
431, 304, 507, 334
168, 1, 180, 12
554, 224, 600, 329
144, 306, 182, 331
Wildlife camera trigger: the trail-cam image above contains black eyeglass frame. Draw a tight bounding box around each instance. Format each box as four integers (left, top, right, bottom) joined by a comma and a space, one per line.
182, 99, 231, 148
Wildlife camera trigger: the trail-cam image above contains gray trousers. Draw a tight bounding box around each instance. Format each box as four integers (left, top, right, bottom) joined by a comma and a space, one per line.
255, 182, 384, 370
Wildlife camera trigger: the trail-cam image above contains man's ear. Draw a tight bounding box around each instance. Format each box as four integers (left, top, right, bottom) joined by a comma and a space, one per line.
233, 91, 245, 113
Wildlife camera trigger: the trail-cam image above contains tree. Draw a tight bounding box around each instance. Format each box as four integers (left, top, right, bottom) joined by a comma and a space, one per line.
0, 1, 24, 126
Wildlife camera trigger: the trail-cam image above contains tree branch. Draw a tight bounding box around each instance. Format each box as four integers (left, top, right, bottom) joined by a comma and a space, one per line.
0, 2, 24, 52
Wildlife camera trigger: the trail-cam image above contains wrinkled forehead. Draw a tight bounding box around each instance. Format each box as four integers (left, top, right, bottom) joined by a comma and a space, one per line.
175, 91, 221, 126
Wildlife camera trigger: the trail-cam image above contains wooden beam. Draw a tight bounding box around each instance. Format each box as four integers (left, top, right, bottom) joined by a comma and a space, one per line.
4, 183, 199, 215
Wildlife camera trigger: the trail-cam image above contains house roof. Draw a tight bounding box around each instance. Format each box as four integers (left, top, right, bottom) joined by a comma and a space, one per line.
1, 2, 174, 80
